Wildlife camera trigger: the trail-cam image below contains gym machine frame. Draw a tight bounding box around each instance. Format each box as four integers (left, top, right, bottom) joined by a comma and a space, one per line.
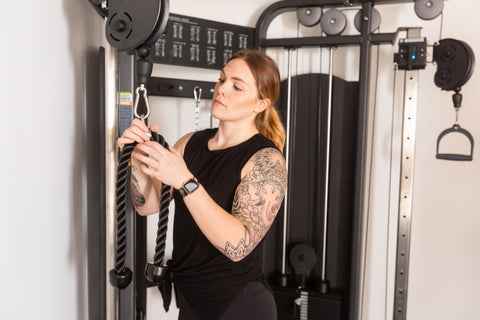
94, 0, 444, 319
254, 1, 427, 319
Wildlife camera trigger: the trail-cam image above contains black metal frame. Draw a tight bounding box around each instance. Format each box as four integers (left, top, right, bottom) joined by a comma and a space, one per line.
147, 77, 217, 99
253, 1, 414, 319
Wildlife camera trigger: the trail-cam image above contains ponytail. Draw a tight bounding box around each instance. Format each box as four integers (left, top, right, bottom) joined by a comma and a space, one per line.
255, 106, 285, 152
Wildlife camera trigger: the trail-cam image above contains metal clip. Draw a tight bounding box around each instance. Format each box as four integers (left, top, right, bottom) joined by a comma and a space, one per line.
134, 84, 151, 122
193, 86, 202, 104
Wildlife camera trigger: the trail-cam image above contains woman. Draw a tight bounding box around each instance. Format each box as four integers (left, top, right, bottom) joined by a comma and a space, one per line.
118, 49, 287, 320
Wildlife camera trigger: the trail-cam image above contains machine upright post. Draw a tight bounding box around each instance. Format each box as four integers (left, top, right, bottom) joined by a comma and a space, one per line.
104, 42, 118, 320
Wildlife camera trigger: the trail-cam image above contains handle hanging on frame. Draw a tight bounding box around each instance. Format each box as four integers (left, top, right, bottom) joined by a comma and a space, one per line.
436, 124, 474, 161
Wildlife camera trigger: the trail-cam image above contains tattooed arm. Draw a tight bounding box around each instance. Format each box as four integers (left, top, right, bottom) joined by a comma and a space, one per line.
182, 147, 287, 261
129, 158, 161, 215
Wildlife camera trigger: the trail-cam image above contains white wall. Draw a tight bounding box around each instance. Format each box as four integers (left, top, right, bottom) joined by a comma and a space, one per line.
1, 1, 478, 320
0, 0, 103, 319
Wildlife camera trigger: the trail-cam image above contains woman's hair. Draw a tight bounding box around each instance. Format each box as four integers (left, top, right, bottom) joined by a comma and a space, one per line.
228, 49, 286, 152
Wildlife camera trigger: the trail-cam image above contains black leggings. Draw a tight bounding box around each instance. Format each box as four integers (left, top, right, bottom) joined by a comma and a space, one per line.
178, 281, 277, 320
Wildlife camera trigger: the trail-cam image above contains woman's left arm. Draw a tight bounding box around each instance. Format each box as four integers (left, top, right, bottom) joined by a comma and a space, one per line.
183, 147, 287, 262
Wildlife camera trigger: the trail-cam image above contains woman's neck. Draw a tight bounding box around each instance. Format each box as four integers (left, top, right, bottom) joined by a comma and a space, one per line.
209, 121, 259, 150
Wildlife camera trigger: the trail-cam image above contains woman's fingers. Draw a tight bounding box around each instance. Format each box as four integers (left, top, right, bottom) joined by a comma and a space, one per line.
150, 124, 159, 133
129, 124, 151, 142
134, 141, 165, 159
132, 151, 158, 168
118, 119, 153, 148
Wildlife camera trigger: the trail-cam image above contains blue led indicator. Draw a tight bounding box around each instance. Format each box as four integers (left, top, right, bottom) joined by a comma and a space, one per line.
411, 53, 416, 60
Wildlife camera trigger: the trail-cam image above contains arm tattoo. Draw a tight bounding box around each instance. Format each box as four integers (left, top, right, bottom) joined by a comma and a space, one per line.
217, 148, 287, 261
130, 166, 145, 207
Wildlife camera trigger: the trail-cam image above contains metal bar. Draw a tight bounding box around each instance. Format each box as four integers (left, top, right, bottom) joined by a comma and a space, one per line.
281, 48, 295, 277
392, 69, 418, 320
393, 27, 421, 320
350, 2, 373, 319
104, 41, 117, 320
147, 77, 216, 99
118, 51, 136, 320
258, 32, 397, 49
254, 0, 412, 48
321, 47, 335, 282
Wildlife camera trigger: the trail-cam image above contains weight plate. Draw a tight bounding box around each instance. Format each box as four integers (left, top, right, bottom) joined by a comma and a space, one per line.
354, 8, 381, 33
297, 7, 322, 27
414, 0, 444, 21
320, 9, 347, 36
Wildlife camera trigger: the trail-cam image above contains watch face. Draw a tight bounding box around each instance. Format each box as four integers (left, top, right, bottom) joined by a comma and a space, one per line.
185, 180, 199, 193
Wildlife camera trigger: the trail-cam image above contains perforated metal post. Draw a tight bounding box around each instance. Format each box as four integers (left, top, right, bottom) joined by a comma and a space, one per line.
393, 28, 421, 320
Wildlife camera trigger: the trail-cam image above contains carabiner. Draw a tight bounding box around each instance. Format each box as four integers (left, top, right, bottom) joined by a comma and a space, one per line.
193, 86, 202, 104
134, 84, 151, 122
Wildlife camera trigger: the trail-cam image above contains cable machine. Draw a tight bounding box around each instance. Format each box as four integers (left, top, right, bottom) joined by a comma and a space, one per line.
88, 0, 475, 319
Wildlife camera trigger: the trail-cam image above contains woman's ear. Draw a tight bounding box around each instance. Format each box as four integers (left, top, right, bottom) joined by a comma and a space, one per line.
254, 98, 270, 114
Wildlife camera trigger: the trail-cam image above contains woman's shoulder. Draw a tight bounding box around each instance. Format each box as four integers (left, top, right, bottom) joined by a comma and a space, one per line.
174, 129, 217, 156
174, 132, 195, 156
240, 146, 286, 181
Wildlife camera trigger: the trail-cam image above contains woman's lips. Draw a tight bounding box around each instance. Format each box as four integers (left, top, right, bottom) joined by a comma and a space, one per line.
214, 99, 225, 106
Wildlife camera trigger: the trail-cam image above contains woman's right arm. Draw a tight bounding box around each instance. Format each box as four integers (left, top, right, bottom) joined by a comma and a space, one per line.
118, 118, 160, 216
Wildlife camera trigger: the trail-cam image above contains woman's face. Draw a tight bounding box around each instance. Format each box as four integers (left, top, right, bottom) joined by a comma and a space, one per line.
211, 58, 267, 123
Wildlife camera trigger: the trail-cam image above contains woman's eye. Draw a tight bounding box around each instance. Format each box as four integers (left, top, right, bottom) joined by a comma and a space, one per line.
218, 78, 225, 83
233, 86, 242, 91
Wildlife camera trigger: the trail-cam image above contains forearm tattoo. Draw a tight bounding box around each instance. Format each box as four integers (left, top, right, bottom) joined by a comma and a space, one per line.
218, 148, 287, 261
130, 166, 145, 207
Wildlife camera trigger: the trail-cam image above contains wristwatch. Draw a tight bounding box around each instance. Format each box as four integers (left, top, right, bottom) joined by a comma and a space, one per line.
179, 177, 200, 197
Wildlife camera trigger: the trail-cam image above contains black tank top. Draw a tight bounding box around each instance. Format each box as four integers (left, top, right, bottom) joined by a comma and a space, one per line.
170, 128, 278, 319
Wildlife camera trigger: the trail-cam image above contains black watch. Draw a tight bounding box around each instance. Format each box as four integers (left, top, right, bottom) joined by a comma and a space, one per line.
179, 177, 200, 197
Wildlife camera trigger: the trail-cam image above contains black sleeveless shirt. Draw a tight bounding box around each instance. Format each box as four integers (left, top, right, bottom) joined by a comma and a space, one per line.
170, 128, 278, 319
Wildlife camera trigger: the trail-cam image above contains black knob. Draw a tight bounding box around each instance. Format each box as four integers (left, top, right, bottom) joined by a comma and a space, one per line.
145, 263, 168, 284
109, 268, 133, 289
114, 20, 127, 33
136, 46, 151, 59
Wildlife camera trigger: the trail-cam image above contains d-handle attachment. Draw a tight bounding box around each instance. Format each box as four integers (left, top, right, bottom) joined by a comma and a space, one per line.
436, 124, 474, 161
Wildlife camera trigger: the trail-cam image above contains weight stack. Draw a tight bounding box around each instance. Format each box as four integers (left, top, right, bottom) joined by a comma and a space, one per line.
273, 285, 343, 320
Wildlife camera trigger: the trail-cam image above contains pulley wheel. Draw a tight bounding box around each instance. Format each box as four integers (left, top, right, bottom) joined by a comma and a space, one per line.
433, 38, 475, 91
354, 8, 381, 33
106, 0, 169, 51
297, 7, 322, 27
289, 243, 317, 276
414, 0, 444, 21
320, 9, 347, 36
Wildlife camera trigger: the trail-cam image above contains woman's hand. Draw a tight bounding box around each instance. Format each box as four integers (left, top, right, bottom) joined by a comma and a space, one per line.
132, 141, 193, 190
117, 118, 158, 149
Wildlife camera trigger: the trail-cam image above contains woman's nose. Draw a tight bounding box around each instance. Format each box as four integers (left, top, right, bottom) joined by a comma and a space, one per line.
216, 81, 226, 96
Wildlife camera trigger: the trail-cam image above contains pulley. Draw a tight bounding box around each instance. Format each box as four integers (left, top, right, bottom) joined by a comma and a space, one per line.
289, 243, 317, 289
354, 7, 381, 33
414, 0, 444, 21
105, 0, 169, 52
297, 7, 322, 27
433, 38, 475, 91
320, 9, 347, 36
